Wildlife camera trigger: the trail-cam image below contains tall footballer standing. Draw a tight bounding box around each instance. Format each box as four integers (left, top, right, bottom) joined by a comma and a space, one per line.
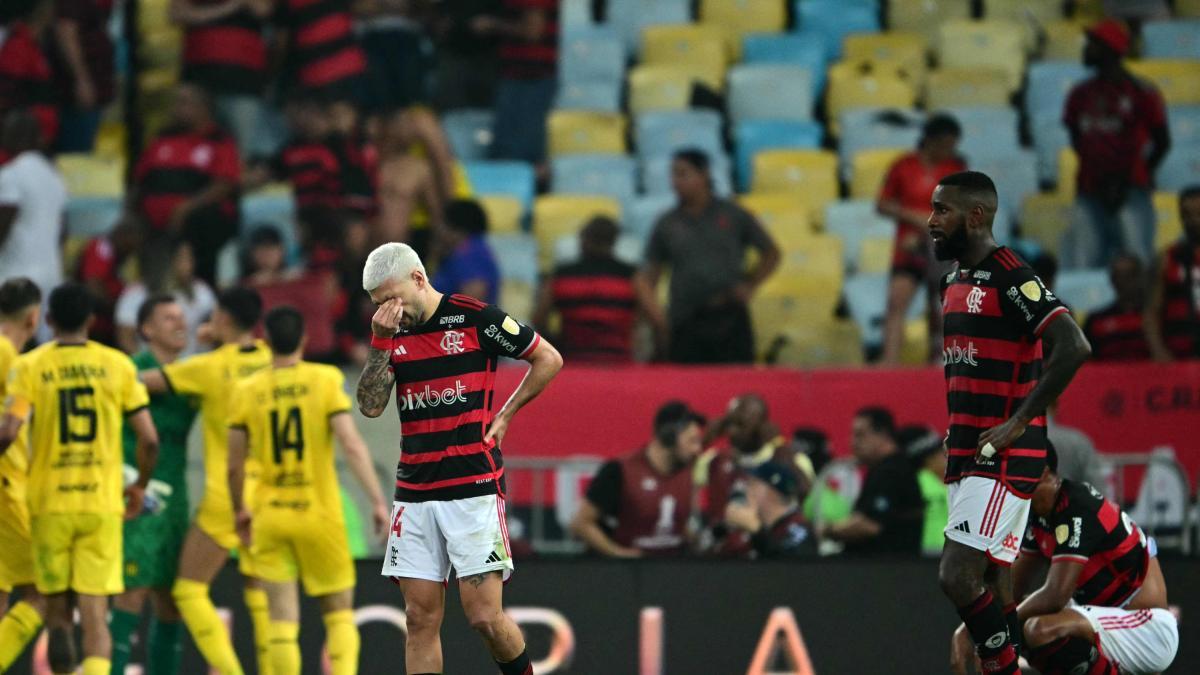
929, 172, 1091, 675
0, 283, 160, 675
357, 243, 563, 675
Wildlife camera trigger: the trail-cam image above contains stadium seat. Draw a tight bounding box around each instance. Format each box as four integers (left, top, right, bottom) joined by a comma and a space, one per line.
1042, 20, 1087, 61
844, 273, 928, 348
826, 67, 917, 135
727, 65, 815, 124
1018, 193, 1072, 256
560, 32, 626, 84
972, 150, 1040, 226
843, 32, 929, 86
1180, 0, 1200, 17
1142, 20, 1200, 60
610, 0, 692, 55
547, 110, 628, 157
794, 1, 881, 59
942, 106, 1021, 167
1168, 105, 1200, 145
768, 319, 865, 367
462, 161, 536, 214
560, 0, 595, 36
625, 193, 677, 239
1058, 147, 1079, 198
733, 120, 824, 191
487, 233, 539, 286
982, 0, 1066, 51
757, 235, 845, 311
849, 148, 906, 200
889, 0, 972, 45
641, 24, 729, 72
824, 199, 896, 272
937, 19, 1026, 93
627, 65, 698, 113
641, 153, 734, 197
1126, 60, 1200, 105
64, 196, 123, 238
737, 193, 813, 251
837, 107, 923, 174
634, 110, 723, 161
1157, 143, 1200, 192
1031, 112, 1072, 184
856, 237, 895, 275
741, 33, 829, 97
477, 195, 523, 235
56, 154, 125, 197
532, 195, 623, 269
241, 190, 299, 258
1055, 268, 1114, 315
553, 233, 645, 266
555, 80, 622, 112
699, 0, 786, 57
923, 67, 1011, 109
1070, 0, 1105, 19
1153, 191, 1183, 252
550, 154, 638, 204
1024, 61, 1089, 125
750, 149, 840, 221
442, 109, 494, 161
93, 121, 127, 159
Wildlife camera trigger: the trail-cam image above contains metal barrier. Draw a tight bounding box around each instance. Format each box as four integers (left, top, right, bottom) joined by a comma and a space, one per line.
505, 456, 598, 555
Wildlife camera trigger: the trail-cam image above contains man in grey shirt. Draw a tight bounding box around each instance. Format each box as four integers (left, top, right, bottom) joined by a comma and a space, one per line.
638, 149, 780, 363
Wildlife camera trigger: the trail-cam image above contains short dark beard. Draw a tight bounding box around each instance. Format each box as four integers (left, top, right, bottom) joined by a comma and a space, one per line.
934, 224, 969, 261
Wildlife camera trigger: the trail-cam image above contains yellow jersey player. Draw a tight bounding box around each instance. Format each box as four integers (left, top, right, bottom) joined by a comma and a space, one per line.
0, 283, 159, 675
0, 278, 44, 671
139, 288, 271, 675
227, 306, 388, 675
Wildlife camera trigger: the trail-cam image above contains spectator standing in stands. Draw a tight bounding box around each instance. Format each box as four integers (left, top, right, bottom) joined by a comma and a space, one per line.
821, 407, 924, 556
273, 0, 368, 103
877, 114, 966, 365
533, 216, 645, 363
897, 425, 948, 557
429, 0, 498, 110
1046, 412, 1106, 490
639, 150, 781, 364
130, 84, 240, 285
375, 108, 453, 252
1083, 254, 1151, 361
1063, 19, 1170, 269
0, 110, 66, 336
0, 8, 58, 149
48, 0, 116, 153
431, 199, 499, 303
474, 0, 558, 165
1145, 185, 1200, 361
569, 401, 705, 558
172, 0, 278, 159
76, 219, 143, 346
241, 225, 300, 287
724, 462, 817, 559
115, 239, 217, 356
354, 0, 433, 110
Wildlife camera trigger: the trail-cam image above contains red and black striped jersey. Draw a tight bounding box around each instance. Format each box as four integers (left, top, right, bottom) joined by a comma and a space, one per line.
182, 3, 268, 95
133, 125, 240, 231
0, 22, 59, 146
1082, 303, 1151, 362
550, 257, 637, 362
1022, 479, 1150, 608
384, 294, 540, 502
941, 246, 1070, 497
275, 0, 367, 98
1157, 241, 1199, 359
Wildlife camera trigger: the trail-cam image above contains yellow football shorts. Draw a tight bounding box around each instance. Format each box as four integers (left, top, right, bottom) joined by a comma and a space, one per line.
251, 511, 355, 596
0, 487, 33, 592
31, 513, 123, 595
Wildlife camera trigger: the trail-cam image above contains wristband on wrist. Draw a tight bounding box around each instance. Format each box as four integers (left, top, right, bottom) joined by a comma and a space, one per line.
370, 335, 393, 351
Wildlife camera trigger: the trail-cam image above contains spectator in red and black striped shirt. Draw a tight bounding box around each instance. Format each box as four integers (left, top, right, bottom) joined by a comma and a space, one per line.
0, 12, 59, 149
1083, 254, 1151, 361
131, 84, 241, 285
274, 0, 368, 103
48, 0, 116, 153
1145, 185, 1200, 362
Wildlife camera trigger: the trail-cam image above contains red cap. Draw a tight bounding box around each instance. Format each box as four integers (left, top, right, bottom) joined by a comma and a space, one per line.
1087, 19, 1131, 56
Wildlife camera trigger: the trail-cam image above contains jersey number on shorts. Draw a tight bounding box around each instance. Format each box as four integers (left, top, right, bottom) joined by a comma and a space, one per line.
270, 407, 305, 463
57, 386, 97, 443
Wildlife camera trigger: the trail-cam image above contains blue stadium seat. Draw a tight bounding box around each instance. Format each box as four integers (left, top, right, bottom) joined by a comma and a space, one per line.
734, 120, 824, 191
823, 199, 895, 272
940, 106, 1021, 167
1168, 105, 1200, 145
741, 33, 829, 96
611, 0, 692, 55
64, 196, 123, 237
625, 193, 678, 239
487, 233, 540, 286
794, 1, 881, 59
555, 80, 622, 112
634, 109, 724, 161
463, 161, 537, 214
443, 109, 495, 161
728, 64, 815, 124
553, 233, 646, 266
837, 108, 923, 179
1024, 61, 1089, 123
642, 152, 734, 196
1142, 20, 1200, 60
241, 192, 300, 260
560, 32, 626, 83
971, 150, 1039, 228
1054, 268, 1115, 316
844, 273, 926, 348
1157, 143, 1200, 192
551, 154, 639, 203
1031, 111, 1072, 184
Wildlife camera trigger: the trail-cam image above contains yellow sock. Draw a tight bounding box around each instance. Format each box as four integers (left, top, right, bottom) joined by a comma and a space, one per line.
244, 587, 274, 675
0, 600, 43, 670
172, 579, 244, 675
81, 656, 111, 675
323, 610, 360, 675
268, 621, 300, 675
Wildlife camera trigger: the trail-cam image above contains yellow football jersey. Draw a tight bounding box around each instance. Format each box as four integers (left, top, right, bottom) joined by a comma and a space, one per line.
162, 342, 271, 521
6, 341, 150, 516
228, 362, 352, 521
0, 333, 28, 490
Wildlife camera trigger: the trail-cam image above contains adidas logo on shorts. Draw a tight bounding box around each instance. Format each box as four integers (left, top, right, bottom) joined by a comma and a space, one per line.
485, 550, 504, 565
952, 521, 971, 534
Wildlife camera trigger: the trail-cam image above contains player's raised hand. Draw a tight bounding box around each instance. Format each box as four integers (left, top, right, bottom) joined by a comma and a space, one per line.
975, 417, 1028, 464
371, 297, 404, 338
123, 484, 145, 521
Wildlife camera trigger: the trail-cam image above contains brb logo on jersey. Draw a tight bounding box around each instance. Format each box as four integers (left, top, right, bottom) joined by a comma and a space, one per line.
967, 286, 986, 314
440, 330, 465, 354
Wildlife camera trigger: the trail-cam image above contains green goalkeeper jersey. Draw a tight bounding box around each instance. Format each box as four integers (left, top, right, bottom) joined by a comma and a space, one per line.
123, 350, 198, 514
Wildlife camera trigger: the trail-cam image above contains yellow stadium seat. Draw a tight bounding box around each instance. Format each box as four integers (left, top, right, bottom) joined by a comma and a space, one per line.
900, 317, 931, 365
1071, 0, 1105, 19
826, 67, 917, 135
750, 150, 840, 222
1042, 20, 1086, 61
761, 234, 845, 297
983, 0, 1065, 51
56, 154, 126, 197
1179, 0, 1200, 16
478, 195, 523, 235
843, 33, 930, 87
857, 237, 896, 275
768, 319, 865, 367
1019, 193, 1073, 256
641, 24, 729, 74
546, 111, 627, 157
499, 279, 535, 323
1057, 147, 1078, 198
889, 0, 972, 45
533, 195, 622, 269
938, 19, 1026, 93
93, 121, 127, 159
1153, 191, 1183, 252
699, 0, 785, 58
924, 67, 1011, 109
627, 64, 726, 113
1126, 60, 1200, 106
850, 148, 907, 200
737, 193, 813, 251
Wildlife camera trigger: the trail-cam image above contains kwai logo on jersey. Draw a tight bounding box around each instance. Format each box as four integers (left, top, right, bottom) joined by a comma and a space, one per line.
484, 324, 518, 353
943, 340, 979, 366
440, 330, 465, 354
398, 381, 468, 411
967, 286, 986, 314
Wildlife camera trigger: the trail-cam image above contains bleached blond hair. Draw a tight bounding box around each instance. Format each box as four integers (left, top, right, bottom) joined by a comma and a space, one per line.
362, 242, 426, 292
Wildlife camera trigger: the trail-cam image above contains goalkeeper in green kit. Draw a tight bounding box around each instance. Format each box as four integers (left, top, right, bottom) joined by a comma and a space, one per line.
112, 296, 199, 674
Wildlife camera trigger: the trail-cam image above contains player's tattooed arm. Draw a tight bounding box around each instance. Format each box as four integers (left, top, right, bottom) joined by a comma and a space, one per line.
356, 347, 395, 418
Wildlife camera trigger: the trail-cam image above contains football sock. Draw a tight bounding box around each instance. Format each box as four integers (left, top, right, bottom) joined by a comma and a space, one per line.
957, 591, 1019, 675
244, 587, 274, 675
172, 579, 243, 675
1029, 636, 1118, 675
496, 649, 533, 675
323, 609, 360, 675
0, 600, 43, 670
1003, 603, 1021, 657
268, 621, 300, 675
81, 656, 111, 675
148, 617, 183, 675
109, 607, 140, 675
